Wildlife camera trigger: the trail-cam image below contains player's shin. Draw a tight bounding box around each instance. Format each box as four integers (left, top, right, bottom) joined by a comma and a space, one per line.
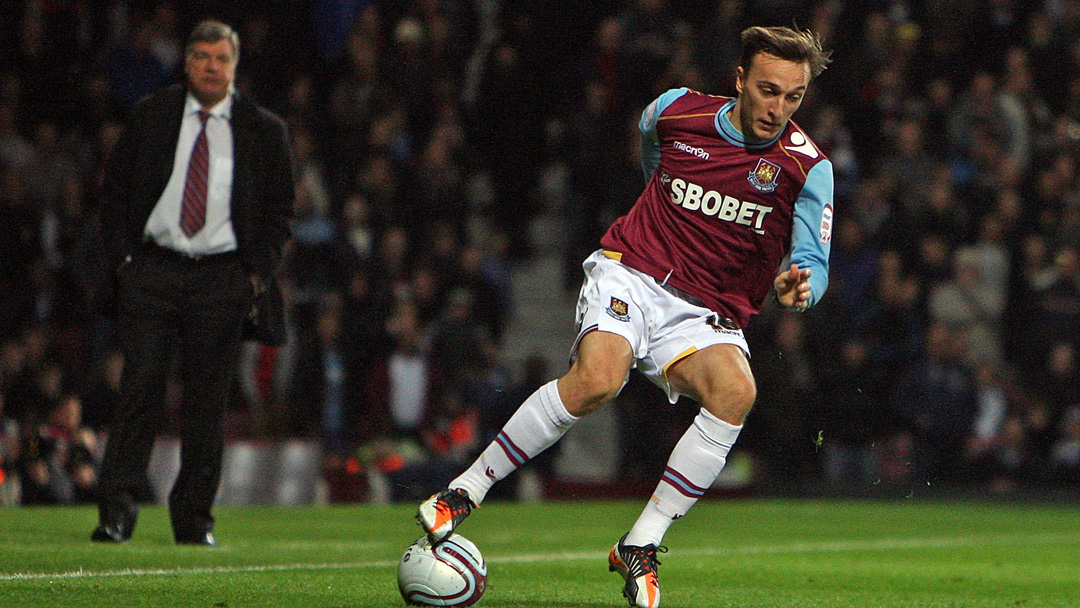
450, 380, 577, 505
625, 408, 742, 547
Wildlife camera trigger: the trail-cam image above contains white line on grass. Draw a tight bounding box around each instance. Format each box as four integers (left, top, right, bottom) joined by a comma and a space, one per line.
0, 561, 396, 582
2, 532, 1073, 582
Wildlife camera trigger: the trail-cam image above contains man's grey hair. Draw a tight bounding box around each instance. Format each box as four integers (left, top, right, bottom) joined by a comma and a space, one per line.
186, 20, 240, 61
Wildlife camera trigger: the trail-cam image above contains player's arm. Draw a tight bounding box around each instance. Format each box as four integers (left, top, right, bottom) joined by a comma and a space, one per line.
774, 159, 834, 311
639, 87, 689, 180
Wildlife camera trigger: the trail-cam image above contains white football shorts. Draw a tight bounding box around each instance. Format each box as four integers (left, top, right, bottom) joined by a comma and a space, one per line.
571, 249, 750, 404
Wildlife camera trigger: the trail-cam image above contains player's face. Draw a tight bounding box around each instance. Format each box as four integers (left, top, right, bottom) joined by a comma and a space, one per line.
733, 53, 811, 141
185, 39, 237, 108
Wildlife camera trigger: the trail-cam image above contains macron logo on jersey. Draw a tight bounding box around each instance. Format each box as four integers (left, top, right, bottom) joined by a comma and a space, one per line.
668, 176, 774, 234
673, 140, 709, 160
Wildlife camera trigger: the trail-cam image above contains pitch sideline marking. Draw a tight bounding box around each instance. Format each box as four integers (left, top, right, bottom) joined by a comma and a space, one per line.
1, 532, 1073, 582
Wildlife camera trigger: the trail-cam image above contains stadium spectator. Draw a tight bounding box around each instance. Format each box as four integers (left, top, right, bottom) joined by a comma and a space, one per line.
901, 165, 973, 248
104, 17, 172, 111
1050, 406, 1080, 482
827, 216, 879, 311
693, 0, 748, 95
428, 287, 489, 396
891, 322, 979, 484
1028, 245, 1080, 366
0, 390, 21, 506
291, 125, 333, 218
413, 114, 470, 234
816, 335, 887, 490
1, 327, 59, 429
1027, 341, 1080, 466
467, 35, 545, 259
311, 296, 350, 454
562, 79, 640, 289
0, 169, 43, 339
748, 313, 822, 487
0, 103, 33, 171
452, 241, 509, 343
616, 0, 686, 112
928, 247, 1007, 366
421, 388, 481, 468
380, 299, 434, 442
238, 320, 298, 438
325, 26, 390, 186
879, 118, 938, 211
80, 349, 123, 434
806, 102, 858, 198
853, 249, 925, 383
16, 392, 98, 505
963, 360, 1032, 492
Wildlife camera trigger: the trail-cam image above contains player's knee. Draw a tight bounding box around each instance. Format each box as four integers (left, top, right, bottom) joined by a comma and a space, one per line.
703, 375, 756, 425
732, 379, 757, 416
560, 364, 624, 417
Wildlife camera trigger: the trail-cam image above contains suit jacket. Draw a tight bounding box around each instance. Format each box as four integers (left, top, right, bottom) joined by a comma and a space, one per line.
98, 84, 294, 344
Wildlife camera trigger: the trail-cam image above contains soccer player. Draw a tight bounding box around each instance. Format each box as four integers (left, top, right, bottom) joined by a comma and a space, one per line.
418, 25, 833, 608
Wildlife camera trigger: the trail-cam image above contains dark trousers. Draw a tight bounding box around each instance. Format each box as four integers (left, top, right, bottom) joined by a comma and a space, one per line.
97, 245, 250, 535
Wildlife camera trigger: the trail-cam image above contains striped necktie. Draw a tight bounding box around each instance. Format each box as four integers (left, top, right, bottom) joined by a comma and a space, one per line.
180, 110, 210, 237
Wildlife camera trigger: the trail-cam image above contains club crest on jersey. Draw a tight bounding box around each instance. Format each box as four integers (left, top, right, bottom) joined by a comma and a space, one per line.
606, 297, 631, 322
748, 159, 781, 192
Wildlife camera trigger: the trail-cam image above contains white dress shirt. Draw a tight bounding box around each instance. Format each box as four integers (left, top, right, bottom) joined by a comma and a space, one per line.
144, 93, 237, 255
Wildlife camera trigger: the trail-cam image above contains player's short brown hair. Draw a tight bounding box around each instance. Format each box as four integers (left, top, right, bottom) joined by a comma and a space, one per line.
186, 20, 240, 61
739, 26, 831, 79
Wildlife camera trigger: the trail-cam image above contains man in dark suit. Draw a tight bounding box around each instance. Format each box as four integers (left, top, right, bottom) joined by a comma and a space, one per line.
91, 20, 293, 545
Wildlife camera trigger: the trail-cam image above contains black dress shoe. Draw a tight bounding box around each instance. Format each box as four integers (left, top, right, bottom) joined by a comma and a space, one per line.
175, 530, 216, 546
91, 498, 138, 543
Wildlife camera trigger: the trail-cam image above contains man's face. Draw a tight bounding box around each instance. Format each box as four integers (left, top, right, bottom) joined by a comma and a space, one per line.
734, 53, 811, 141
185, 39, 236, 107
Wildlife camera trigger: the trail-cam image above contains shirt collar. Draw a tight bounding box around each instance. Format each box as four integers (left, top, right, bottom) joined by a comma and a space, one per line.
715, 98, 781, 150
185, 91, 233, 121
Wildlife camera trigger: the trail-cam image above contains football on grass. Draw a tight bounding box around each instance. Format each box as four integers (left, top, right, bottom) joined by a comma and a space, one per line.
398, 534, 487, 606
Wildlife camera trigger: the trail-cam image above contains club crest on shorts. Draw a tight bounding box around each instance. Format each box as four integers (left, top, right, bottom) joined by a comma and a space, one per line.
748, 158, 781, 192
606, 297, 631, 322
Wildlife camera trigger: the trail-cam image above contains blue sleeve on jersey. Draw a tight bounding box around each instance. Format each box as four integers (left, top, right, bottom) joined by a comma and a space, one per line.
788, 159, 834, 308
639, 88, 689, 180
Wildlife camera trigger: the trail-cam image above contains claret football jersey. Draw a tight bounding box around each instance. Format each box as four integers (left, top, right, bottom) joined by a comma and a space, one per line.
600, 87, 834, 327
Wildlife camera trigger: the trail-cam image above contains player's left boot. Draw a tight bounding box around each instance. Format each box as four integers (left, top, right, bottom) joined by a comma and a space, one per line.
608, 533, 667, 608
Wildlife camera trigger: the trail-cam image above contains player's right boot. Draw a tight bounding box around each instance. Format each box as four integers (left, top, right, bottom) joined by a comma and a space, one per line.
417, 488, 475, 543
608, 533, 666, 608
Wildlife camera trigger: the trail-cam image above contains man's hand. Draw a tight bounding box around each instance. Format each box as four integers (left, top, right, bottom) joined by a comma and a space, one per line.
774, 263, 812, 311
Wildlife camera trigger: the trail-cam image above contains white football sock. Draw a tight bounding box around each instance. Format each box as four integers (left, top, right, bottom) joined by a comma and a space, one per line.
624, 408, 742, 547
450, 380, 577, 505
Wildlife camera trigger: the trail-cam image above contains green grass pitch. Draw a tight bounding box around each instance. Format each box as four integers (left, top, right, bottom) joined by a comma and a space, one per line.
1, 498, 1078, 607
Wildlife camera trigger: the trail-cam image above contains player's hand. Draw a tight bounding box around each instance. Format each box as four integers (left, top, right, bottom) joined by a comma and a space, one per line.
774, 263, 812, 311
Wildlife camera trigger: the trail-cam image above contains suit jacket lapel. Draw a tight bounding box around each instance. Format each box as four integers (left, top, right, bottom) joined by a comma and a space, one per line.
229, 93, 252, 218
157, 87, 187, 193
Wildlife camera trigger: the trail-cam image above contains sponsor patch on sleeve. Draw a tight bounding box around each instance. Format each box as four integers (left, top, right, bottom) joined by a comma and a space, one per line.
820, 203, 833, 244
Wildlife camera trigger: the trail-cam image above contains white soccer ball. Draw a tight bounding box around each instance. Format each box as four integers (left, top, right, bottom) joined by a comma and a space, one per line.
397, 534, 488, 606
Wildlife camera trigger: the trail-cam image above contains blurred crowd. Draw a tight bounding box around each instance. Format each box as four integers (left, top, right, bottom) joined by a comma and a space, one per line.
1, 0, 1079, 506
